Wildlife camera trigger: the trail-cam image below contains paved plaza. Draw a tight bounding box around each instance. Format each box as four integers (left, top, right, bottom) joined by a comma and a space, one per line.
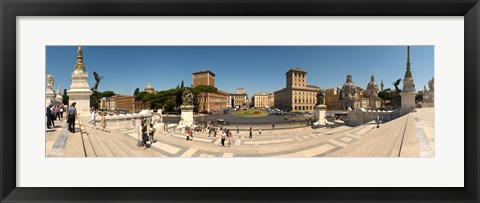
46, 108, 434, 158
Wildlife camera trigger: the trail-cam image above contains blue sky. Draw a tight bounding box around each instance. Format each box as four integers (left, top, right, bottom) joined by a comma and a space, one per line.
46, 46, 434, 97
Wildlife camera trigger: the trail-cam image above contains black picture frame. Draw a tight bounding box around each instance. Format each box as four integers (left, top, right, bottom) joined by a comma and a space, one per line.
1, 0, 479, 202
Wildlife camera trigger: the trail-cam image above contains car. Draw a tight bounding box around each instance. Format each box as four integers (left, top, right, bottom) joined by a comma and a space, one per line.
216, 119, 226, 125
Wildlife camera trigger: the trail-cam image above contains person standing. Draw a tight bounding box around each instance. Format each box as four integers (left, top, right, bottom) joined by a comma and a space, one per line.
142, 127, 149, 149
149, 124, 156, 144
49, 105, 55, 127
249, 127, 253, 139
272, 123, 275, 130
56, 105, 61, 120
67, 102, 78, 133
227, 129, 232, 147
258, 128, 262, 135
100, 114, 107, 132
59, 105, 64, 119
236, 124, 239, 133
46, 104, 53, 129
190, 125, 194, 141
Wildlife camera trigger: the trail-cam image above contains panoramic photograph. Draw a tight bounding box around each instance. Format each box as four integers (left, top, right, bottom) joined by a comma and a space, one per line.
45, 46, 434, 158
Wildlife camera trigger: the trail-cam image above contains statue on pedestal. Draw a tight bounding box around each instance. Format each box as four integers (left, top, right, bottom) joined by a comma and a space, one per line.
182, 88, 193, 106
46, 75, 54, 90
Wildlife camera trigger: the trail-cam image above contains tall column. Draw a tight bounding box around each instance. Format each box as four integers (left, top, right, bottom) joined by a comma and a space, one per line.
67, 46, 92, 114
400, 46, 416, 115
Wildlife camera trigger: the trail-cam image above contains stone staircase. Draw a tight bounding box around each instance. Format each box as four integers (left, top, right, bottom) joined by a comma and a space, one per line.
327, 113, 419, 157
65, 121, 166, 157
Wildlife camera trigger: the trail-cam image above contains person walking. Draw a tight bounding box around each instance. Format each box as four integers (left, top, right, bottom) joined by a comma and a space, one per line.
236, 124, 239, 133
221, 129, 226, 147
142, 126, 149, 149
89, 109, 96, 128
249, 127, 253, 139
46, 104, 53, 129
149, 124, 156, 144
213, 127, 217, 137
186, 126, 191, 141
56, 105, 61, 120
49, 105, 56, 127
100, 114, 107, 132
67, 102, 78, 133
227, 129, 232, 147
189, 126, 194, 141
272, 123, 275, 130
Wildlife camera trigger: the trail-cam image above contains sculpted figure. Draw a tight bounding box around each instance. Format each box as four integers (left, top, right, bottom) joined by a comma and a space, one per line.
56, 86, 62, 95
46, 75, 54, 90
182, 88, 193, 106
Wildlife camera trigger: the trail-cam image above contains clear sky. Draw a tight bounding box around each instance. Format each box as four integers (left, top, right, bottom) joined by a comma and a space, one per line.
46, 46, 434, 97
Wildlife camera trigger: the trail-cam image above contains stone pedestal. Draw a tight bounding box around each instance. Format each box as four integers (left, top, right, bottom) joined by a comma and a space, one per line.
314, 104, 327, 125
45, 89, 55, 106
179, 105, 194, 126
400, 91, 416, 116
68, 70, 91, 114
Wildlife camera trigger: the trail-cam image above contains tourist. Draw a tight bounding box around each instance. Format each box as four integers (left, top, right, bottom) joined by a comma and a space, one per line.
56, 105, 61, 120
189, 126, 194, 141
142, 128, 149, 149
131, 118, 135, 128
221, 129, 226, 147
227, 129, 232, 147
67, 102, 78, 133
236, 124, 239, 133
249, 127, 253, 139
272, 123, 275, 130
49, 105, 56, 127
186, 127, 190, 141
213, 127, 217, 137
149, 124, 156, 144
100, 113, 107, 132
258, 128, 262, 135
208, 126, 212, 137
89, 109, 96, 128
46, 104, 53, 129
59, 105, 63, 119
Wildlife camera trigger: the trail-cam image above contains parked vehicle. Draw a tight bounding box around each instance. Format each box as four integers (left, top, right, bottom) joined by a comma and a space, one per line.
216, 119, 226, 125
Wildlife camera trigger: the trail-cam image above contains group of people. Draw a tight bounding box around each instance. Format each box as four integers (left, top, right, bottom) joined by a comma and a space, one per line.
45, 104, 65, 129
139, 117, 156, 150
89, 108, 107, 132
220, 128, 233, 147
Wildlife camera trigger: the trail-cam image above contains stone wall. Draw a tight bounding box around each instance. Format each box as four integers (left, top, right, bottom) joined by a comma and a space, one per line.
345, 109, 400, 127
93, 113, 153, 129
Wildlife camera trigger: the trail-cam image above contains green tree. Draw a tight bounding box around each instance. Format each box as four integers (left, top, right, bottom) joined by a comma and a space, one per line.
191, 85, 218, 112
250, 96, 255, 108
180, 80, 184, 88
175, 87, 185, 112
164, 98, 176, 112
133, 88, 140, 96
102, 91, 116, 110
378, 90, 399, 108
415, 92, 424, 103
62, 89, 69, 105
